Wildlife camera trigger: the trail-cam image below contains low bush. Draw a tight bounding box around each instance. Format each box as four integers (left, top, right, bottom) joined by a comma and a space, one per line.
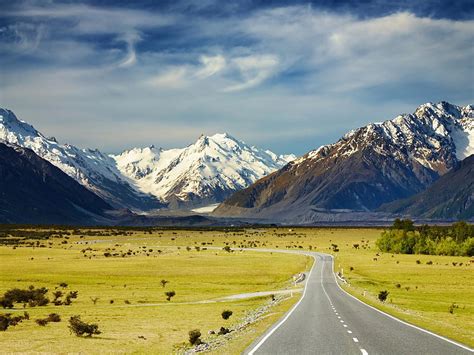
221, 310, 233, 320
47, 313, 61, 322
188, 329, 201, 345
378, 290, 389, 302
35, 318, 48, 326
218, 327, 230, 335
165, 291, 176, 301
68, 315, 101, 337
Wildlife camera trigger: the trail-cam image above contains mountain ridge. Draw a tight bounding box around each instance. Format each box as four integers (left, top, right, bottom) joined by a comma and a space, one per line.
0, 141, 113, 225
379, 154, 474, 220
214, 101, 473, 221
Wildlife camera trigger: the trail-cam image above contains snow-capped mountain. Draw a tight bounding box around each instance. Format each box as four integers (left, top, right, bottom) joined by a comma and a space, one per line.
0, 108, 163, 210
0, 108, 294, 210
113, 133, 295, 208
215, 102, 473, 221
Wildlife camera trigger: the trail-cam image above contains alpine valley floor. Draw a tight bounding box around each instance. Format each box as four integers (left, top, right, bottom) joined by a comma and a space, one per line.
0, 227, 472, 353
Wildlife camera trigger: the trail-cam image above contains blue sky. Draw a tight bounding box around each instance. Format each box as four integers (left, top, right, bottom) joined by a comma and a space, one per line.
0, 0, 473, 155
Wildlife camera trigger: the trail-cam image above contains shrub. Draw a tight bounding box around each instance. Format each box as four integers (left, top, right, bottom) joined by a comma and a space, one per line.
221, 310, 233, 320
218, 327, 230, 335
160, 280, 169, 288
47, 313, 61, 322
188, 329, 201, 345
378, 290, 389, 302
0, 314, 12, 331
68, 315, 101, 337
165, 291, 176, 301
222, 246, 232, 253
35, 318, 49, 326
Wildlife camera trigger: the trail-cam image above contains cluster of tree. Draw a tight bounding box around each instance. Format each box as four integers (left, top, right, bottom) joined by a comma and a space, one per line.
0, 284, 78, 309
0, 286, 49, 308
377, 220, 474, 256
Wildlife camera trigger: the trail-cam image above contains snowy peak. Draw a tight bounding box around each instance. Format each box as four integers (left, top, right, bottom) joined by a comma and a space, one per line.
113, 132, 295, 207
304, 102, 473, 168
0, 108, 43, 146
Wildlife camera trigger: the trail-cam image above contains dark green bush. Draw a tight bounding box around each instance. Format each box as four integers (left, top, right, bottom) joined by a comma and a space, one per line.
0, 286, 49, 308
165, 291, 176, 301
46, 313, 61, 322
221, 310, 233, 320
378, 290, 389, 302
218, 327, 230, 335
188, 329, 201, 345
68, 315, 101, 337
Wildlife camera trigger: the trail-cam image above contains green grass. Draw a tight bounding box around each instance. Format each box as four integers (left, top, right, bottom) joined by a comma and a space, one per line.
0, 234, 310, 353
0, 226, 472, 351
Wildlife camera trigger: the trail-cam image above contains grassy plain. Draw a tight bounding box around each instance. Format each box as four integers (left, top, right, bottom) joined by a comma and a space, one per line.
0, 230, 309, 353
0, 227, 472, 352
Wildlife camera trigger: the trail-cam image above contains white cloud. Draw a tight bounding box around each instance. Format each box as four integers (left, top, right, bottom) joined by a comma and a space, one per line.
223, 54, 279, 92
147, 68, 188, 89
1, 4, 473, 155
117, 32, 141, 68
195, 55, 226, 79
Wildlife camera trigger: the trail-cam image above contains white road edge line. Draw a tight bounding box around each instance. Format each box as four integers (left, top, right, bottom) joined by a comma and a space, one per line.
247, 254, 318, 355
328, 255, 474, 353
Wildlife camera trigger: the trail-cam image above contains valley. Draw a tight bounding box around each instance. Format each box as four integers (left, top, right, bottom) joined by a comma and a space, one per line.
0, 227, 472, 353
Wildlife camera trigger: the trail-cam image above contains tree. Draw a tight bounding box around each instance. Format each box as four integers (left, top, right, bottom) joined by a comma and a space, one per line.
221, 310, 233, 320
165, 291, 176, 301
160, 279, 169, 288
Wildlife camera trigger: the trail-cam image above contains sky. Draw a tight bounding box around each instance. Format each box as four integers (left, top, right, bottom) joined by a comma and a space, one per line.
0, 0, 473, 155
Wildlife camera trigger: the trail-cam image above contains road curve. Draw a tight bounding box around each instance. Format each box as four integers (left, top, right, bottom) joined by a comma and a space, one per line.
243, 250, 473, 355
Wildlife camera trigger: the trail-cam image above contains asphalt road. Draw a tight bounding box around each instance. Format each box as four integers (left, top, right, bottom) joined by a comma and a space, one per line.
244, 251, 473, 355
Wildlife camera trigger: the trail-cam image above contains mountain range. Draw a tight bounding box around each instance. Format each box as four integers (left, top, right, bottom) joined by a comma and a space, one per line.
0, 108, 293, 211
112, 133, 294, 209
0, 101, 472, 225
214, 102, 473, 222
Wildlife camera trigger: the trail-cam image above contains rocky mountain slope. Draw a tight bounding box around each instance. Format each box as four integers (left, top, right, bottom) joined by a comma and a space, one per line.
214, 102, 473, 221
0, 142, 113, 224
379, 154, 474, 220
113, 134, 295, 208
0, 109, 163, 211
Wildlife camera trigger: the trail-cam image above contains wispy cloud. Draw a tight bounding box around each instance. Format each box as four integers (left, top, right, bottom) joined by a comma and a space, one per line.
195, 55, 226, 79
1, 2, 472, 155
147, 68, 188, 89
223, 55, 280, 92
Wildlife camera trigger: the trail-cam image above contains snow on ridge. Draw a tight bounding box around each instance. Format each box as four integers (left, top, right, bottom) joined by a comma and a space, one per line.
113, 132, 295, 202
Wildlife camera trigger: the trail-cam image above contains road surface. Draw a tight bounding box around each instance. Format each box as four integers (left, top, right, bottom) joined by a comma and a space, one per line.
245, 251, 473, 355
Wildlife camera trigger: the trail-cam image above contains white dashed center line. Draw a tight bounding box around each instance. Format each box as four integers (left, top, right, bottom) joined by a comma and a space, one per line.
347, 330, 352, 334
353, 337, 359, 343
360, 349, 368, 355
